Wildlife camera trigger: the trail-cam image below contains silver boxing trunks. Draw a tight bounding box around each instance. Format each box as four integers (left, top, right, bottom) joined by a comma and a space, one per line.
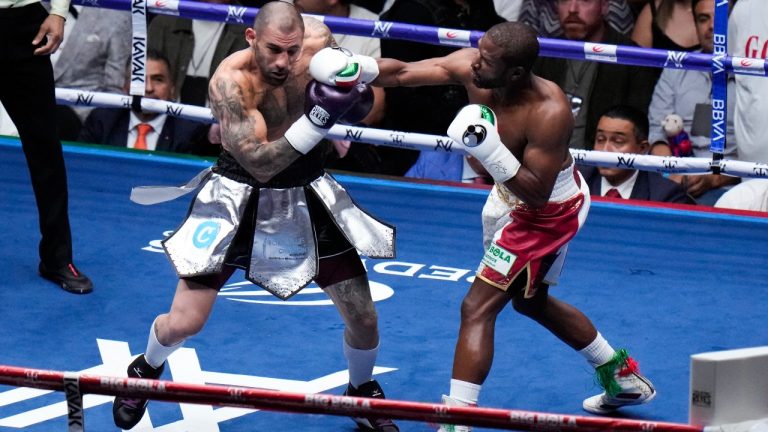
143, 169, 395, 300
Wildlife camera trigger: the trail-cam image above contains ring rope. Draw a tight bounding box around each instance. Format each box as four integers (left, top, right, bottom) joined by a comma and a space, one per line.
69, 0, 768, 77
0, 365, 702, 432
55, 88, 768, 179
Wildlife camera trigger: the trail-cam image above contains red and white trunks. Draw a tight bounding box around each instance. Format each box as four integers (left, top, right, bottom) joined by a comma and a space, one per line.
477, 163, 590, 298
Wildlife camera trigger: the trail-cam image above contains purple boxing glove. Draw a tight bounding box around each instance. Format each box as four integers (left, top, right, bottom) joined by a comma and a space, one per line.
284, 80, 363, 154
339, 83, 374, 125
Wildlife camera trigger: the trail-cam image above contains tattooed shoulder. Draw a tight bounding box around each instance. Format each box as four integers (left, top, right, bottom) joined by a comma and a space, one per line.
302, 16, 334, 48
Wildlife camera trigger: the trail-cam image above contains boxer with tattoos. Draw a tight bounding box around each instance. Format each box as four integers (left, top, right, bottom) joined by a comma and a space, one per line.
112, 3, 397, 430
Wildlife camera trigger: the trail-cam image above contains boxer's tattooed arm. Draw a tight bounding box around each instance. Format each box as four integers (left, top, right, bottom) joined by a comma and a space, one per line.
209, 75, 300, 182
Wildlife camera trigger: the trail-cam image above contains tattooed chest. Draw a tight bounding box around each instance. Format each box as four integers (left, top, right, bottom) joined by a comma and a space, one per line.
259, 82, 304, 130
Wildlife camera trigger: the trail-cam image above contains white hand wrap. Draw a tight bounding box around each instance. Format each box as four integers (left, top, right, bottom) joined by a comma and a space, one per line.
284, 115, 328, 154
447, 104, 521, 183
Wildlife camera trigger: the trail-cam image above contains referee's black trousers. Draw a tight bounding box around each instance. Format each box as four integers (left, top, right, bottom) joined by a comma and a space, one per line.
0, 3, 73, 267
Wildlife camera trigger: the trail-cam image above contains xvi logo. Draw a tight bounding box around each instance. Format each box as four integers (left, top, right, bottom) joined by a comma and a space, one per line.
75, 92, 95, 106
372, 21, 393, 38
390, 133, 404, 145
664, 50, 688, 69
616, 155, 636, 168
345, 128, 363, 141
0, 339, 397, 430
572, 150, 587, 164
227, 5, 247, 23
434, 138, 453, 152
166, 104, 184, 117
753, 165, 768, 177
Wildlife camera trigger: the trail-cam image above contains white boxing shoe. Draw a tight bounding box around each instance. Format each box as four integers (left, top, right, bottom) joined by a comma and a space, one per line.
583, 349, 656, 414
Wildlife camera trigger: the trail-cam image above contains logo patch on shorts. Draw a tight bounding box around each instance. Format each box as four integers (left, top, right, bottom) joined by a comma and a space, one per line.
482, 243, 515, 275
192, 221, 220, 249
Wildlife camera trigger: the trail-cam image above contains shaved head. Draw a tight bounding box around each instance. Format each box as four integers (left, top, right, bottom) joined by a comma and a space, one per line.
253, 1, 304, 36
484, 21, 540, 73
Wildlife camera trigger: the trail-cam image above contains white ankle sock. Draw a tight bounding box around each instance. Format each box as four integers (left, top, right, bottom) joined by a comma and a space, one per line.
578, 332, 616, 368
449, 379, 481, 404
144, 318, 184, 368
343, 339, 379, 388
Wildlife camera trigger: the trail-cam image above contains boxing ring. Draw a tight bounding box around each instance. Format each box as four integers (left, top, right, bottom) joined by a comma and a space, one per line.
1, 1, 768, 431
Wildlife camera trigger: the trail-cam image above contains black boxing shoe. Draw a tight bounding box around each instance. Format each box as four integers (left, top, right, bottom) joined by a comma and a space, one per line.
113, 355, 165, 430
39, 262, 93, 294
344, 380, 399, 432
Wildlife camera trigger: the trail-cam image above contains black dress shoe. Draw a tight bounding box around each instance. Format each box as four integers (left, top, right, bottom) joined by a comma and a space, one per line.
39, 262, 93, 294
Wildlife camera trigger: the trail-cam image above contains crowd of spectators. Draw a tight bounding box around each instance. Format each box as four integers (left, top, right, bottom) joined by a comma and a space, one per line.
1, 0, 765, 210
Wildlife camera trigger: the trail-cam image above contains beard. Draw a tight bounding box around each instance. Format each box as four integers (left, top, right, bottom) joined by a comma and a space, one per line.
472, 73, 506, 89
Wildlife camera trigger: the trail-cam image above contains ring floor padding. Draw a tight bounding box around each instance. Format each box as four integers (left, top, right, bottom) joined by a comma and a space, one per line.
1, 137, 766, 431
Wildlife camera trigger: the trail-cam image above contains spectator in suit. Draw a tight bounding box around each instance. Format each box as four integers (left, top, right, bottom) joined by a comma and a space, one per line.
579, 105, 696, 204
533, 0, 658, 150
647, 0, 739, 205
148, 0, 249, 106
79, 50, 215, 156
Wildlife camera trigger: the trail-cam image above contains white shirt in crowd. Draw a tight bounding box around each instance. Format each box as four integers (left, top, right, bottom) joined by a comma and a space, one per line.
127, 113, 167, 151
728, 0, 768, 164
600, 171, 639, 199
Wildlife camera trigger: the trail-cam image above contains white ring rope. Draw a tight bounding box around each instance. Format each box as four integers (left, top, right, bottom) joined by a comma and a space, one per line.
57, 88, 768, 179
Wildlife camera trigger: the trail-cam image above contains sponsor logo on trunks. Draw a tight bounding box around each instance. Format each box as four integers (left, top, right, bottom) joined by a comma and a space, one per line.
482, 243, 515, 276
584, 43, 617, 63
309, 105, 331, 127
192, 221, 220, 249
75, 92, 95, 106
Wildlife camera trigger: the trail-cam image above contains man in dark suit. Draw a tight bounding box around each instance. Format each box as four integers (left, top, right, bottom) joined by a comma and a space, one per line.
579, 105, 696, 204
148, 0, 249, 106
79, 50, 216, 156
533, 0, 657, 150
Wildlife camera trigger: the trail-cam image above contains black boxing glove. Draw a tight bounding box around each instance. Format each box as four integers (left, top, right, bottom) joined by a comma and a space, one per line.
339, 83, 374, 125
284, 80, 363, 154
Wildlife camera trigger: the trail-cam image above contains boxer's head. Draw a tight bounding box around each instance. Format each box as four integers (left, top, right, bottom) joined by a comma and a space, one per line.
247, 1, 305, 85
471, 22, 539, 90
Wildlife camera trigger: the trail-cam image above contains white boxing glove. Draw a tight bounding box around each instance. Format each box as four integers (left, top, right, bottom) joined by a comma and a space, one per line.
447, 104, 521, 183
309, 47, 379, 87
